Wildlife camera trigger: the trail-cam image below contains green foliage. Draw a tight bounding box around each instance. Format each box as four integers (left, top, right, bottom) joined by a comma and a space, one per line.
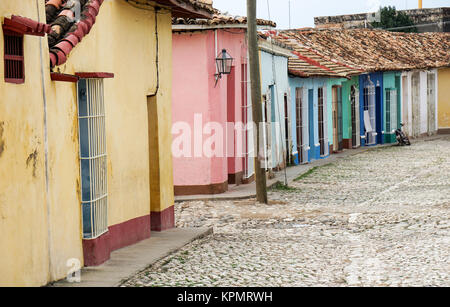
371, 6, 418, 33
270, 181, 298, 192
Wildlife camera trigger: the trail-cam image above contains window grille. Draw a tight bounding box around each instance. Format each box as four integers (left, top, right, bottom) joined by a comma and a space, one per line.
411, 73, 421, 138
386, 88, 398, 133
295, 87, 307, 163
332, 86, 343, 152
3, 31, 24, 83
318, 87, 326, 156
262, 90, 272, 170
284, 93, 290, 164
240, 63, 254, 180
351, 85, 360, 148
427, 73, 436, 134
401, 76, 409, 132
363, 80, 376, 145
77, 78, 108, 240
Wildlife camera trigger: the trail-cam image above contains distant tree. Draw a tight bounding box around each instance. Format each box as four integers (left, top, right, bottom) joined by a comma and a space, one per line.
371, 6, 418, 33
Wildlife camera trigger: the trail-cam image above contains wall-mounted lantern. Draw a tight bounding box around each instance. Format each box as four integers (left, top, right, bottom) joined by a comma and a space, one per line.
215, 49, 233, 87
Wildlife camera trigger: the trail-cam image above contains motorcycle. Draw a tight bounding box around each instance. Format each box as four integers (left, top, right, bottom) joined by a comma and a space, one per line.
393, 123, 411, 146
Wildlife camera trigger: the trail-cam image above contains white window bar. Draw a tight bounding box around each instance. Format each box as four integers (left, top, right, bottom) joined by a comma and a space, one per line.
240, 62, 254, 180
318, 87, 326, 156
351, 85, 361, 148
411, 73, 421, 138
295, 87, 304, 163
427, 72, 436, 134
386, 88, 398, 133
364, 80, 376, 145
77, 78, 108, 240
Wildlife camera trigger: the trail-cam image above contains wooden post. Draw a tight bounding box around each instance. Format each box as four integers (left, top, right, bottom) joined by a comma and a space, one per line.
247, 0, 268, 204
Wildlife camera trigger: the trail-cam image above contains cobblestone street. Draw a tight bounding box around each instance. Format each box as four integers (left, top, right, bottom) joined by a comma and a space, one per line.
123, 137, 450, 287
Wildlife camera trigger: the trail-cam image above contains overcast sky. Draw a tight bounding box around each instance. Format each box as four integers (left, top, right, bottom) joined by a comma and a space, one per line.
212, 0, 450, 29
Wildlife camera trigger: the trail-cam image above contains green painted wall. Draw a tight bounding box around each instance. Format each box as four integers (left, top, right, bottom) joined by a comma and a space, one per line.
341, 76, 360, 141
383, 72, 402, 143
327, 78, 347, 145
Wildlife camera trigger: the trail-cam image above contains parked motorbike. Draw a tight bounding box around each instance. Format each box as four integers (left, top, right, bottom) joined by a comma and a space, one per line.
393, 123, 411, 146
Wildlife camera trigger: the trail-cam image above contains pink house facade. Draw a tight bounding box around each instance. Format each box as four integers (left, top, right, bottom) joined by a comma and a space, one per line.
172, 16, 275, 196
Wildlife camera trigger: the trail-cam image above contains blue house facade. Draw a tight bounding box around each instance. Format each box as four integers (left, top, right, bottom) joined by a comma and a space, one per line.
289, 76, 330, 164
359, 73, 384, 146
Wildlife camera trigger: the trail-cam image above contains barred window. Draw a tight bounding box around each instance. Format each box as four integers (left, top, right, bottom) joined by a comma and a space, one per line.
77, 78, 108, 239
3, 31, 24, 83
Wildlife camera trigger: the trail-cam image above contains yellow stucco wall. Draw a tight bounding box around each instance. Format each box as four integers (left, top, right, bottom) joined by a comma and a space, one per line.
1, 0, 174, 286
0, 0, 52, 287
438, 68, 450, 129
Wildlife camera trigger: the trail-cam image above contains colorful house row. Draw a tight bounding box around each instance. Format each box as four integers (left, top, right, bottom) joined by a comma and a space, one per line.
171, 22, 450, 196
265, 29, 450, 169
0, 0, 214, 287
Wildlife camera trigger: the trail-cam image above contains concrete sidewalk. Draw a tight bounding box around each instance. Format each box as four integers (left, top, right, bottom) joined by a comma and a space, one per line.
49, 228, 213, 287
175, 134, 447, 202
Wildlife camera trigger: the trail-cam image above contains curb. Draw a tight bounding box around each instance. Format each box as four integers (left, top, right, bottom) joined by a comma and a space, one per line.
174, 135, 448, 203
116, 227, 214, 286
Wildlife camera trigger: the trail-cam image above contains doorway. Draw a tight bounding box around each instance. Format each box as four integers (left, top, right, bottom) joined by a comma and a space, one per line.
411, 72, 420, 138
351, 85, 360, 148
363, 79, 376, 146
427, 72, 436, 135
295, 87, 307, 163
308, 89, 315, 160
332, 85, 343, 152
318, 87, 326, 156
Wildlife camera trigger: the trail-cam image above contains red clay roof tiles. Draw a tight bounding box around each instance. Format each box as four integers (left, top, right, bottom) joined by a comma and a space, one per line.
45, 0, 214, 68
280, 28, 450, 73
173, 13, 276, 28
264, 30, 363, 78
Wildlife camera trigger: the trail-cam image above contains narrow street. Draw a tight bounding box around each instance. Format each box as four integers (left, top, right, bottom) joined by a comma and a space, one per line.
124, 137, 450, 287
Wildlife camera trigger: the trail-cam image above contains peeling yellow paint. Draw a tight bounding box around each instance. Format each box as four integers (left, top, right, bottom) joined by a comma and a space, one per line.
438, 68, 450, 130
0, 121, 5, 158
1, 0, 175, 286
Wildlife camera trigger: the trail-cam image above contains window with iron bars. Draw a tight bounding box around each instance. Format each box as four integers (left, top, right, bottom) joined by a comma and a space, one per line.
3, 31, 24, 84
77, 78, 108, 240
363, 81, 376, 145
386, 88, 398, 133
295, 87, 305, 163
240, 62, 254, 180
350, 85, 360, 148
318, 87, 326, 156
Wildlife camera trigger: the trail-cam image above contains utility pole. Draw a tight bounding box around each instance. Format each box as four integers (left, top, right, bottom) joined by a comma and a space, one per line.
247, 0, 268, 204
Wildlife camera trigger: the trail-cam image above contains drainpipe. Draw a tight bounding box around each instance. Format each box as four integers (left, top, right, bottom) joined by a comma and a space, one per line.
150, 7, 160, 96
36, 0, 53, 281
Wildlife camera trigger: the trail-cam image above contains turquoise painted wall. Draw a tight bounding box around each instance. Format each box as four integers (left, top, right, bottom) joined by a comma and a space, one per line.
383, 71, 402, 143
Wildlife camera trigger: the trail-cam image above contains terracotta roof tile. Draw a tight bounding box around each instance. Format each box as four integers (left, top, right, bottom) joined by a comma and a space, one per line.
264, 30, 362, 78
173, 13, 276, 28
46, 0, 103, 68
45, 0, 214, 68
280, 28, 450, 72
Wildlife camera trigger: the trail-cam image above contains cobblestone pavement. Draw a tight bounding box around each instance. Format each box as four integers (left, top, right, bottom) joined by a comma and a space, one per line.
123, 137, 450, 287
